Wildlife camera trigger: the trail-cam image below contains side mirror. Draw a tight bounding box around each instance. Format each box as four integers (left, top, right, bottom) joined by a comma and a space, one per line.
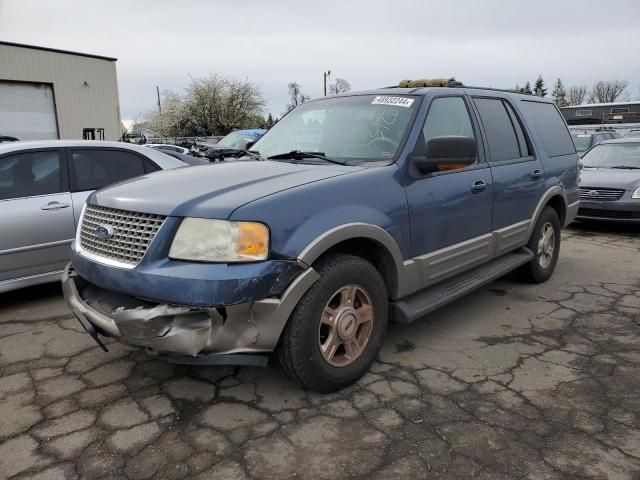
412, 136, 477, 173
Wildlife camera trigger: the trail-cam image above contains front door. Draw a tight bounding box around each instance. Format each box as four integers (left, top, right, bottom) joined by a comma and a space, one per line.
404, 95, 493, 287
0, 149, 75, 282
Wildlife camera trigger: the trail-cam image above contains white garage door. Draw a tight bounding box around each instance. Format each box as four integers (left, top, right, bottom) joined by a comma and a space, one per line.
0, 81, 59, 141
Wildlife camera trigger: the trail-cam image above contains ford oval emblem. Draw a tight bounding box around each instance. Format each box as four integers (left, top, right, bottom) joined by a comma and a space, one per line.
95, 225, 113, 241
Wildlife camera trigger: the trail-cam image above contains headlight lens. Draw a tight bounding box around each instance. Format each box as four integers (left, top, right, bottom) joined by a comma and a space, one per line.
632, 187, 640, 199
169, 218, 269, 262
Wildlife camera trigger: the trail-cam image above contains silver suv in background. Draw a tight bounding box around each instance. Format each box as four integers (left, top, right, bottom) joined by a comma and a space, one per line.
571, 130, 621, 156
0, 141, 186, 293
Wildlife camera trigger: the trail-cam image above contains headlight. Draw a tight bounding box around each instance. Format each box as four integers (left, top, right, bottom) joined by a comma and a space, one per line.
633, 187, 640, 199
169, 218, 269, 262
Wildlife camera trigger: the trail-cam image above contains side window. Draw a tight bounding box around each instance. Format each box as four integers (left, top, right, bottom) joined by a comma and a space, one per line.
473, 98, 521, 162
0, 150, 62, 201
143, 160, 160, 174
423, 97, 475, 142
419, 96, 477, 171
70, 149, 145, 192
519, 101, 575, 157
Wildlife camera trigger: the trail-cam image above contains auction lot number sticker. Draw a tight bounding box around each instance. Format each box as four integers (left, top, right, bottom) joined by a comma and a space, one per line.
371, 96, 415, 107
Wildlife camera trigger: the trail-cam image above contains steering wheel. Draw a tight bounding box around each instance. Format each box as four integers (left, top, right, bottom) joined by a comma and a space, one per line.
367, 136, 399, 153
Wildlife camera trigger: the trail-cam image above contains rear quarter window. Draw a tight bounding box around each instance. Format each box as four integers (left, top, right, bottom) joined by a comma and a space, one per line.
519, 101, 575, 157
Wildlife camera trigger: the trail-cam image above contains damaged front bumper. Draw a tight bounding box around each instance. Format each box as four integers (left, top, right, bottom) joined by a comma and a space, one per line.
62, 264, 318, 364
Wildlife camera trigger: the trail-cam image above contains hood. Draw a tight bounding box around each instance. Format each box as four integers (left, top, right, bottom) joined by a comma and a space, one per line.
91, 160, 360, 218
580, 168, 640, 190
205, 145, 239, 156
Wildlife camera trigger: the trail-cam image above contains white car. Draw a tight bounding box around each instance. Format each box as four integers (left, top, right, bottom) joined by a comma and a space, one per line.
0, 140, 186, 293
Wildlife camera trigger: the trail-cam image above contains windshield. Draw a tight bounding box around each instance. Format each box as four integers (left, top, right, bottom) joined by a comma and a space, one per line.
571, 134, 592, 152
252, 95, 419, 162
582, 143, 640, 169
217, 132, 254, 149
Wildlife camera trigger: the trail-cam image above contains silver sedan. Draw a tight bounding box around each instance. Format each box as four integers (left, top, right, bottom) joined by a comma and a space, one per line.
0, 140, 186, 293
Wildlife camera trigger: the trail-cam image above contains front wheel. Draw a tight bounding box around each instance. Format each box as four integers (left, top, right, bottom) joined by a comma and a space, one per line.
277, 253, 388, 392
516, 206, 561, 283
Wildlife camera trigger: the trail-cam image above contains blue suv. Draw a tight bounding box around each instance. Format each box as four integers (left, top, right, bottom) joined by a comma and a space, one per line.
63, 81, 579, 392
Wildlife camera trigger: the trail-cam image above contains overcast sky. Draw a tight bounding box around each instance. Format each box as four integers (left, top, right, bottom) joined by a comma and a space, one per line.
1, 0, 639, 121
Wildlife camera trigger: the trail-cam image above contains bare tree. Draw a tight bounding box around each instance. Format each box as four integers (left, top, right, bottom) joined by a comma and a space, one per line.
328, 78, 351, 95
286, 82, 310, 112
566, 85, 589, 106
588, 80, 629, 103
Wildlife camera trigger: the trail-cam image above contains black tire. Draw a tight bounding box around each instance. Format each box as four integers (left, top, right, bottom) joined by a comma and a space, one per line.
516, 206, 561, 283
276, 253, 388, 392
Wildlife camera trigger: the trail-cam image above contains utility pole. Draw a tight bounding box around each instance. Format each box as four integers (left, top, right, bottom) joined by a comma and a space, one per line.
156, 86, 161, 113
323, 70, 331, 96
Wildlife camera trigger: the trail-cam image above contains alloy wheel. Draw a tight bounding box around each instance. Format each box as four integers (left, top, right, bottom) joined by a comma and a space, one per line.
318, 284, 374, 367
537, 222, 556, 269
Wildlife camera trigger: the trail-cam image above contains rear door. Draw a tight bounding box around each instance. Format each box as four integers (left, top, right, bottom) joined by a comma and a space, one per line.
0, 149, 74, 282
471, 96, 546, 252
68, 148, 155, 225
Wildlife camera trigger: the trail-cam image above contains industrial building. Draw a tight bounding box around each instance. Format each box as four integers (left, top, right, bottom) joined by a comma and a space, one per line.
0, 41, 121, 141
561, 100, 640, 126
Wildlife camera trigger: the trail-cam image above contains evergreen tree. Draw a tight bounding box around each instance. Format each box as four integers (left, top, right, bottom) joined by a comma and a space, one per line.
523, 82, 532, 94
551, 78, 568, 107
533, 75, 547, 97
266, 113, 274, 128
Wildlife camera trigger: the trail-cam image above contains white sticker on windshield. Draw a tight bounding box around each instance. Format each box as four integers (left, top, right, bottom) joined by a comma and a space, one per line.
371, 96, 414, 108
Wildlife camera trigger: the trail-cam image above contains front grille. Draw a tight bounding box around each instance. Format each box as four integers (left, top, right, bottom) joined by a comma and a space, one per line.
578, 208, 640, 220
579, 187, 625, 201
79, 205, 166, 266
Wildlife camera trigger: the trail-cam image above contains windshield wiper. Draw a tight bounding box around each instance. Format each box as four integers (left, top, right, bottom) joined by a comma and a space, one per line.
267, 150, 348, 165
234, 150, 265, 161
609, 166, 640, 170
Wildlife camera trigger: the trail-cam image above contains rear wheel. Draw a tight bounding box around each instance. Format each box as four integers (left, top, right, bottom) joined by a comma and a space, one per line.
517, 206, 561, 283
277, 254, 388, 392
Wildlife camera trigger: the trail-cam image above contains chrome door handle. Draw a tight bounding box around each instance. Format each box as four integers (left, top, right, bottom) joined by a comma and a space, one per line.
41, 202, 70, 211
531, 169, 543, 180
471, 180, 487, 193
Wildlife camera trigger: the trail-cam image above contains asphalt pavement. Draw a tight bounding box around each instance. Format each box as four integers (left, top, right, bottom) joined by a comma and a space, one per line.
1, 222, 639, 479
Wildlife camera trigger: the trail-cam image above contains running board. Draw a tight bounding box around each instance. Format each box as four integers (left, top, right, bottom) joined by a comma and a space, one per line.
391, 248, 534, 324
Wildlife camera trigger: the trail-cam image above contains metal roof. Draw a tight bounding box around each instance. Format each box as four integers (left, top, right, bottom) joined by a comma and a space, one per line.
561, 100, 640, 109
0, 41, 117, 61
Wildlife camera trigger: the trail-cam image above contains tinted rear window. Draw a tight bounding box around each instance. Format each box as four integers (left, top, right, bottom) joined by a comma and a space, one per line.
473, 98, 521, 162
70, 149, 146, 191
520, 101, 575, 157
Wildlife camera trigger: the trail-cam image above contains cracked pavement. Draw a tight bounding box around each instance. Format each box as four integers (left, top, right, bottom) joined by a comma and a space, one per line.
1, 222, 640, 479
